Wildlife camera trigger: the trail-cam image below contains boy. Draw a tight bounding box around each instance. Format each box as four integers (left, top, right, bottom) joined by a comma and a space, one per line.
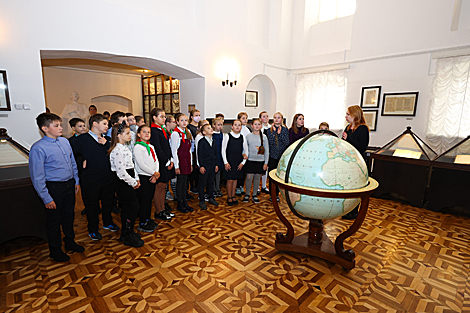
103, 111, 111, 120
212, 118, 224, 197
29, 113, 84, 262
71, 114, 119, 240
135, 116, 145, 127
126, 112, 137, 133
68, 117, 88, 215
197, 124, 219, 210
237, 112, 250, 195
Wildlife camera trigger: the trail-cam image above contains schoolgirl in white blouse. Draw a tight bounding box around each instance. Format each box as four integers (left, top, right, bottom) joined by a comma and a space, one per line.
109, 122, 144, 248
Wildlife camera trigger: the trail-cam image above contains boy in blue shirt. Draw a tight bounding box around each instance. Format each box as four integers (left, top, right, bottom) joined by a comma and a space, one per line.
29, 113, 84, 262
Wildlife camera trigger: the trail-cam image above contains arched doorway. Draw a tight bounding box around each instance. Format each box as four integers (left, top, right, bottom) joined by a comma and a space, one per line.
245, 74, 277, 114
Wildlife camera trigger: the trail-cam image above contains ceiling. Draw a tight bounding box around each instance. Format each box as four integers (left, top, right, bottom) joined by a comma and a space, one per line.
41, 58, 160, 76
40, 50, 203, 79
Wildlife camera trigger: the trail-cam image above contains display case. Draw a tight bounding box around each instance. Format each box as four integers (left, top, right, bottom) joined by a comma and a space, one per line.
370, 126, 436, 207
427, 136, 470, 214
142, 74, 180, 122
0, 128, 47, 245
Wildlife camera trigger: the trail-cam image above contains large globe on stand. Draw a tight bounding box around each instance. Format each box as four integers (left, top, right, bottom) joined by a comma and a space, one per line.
276, 132, 369, 220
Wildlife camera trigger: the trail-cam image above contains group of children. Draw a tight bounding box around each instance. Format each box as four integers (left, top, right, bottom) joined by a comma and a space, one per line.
29, 108, 330, 261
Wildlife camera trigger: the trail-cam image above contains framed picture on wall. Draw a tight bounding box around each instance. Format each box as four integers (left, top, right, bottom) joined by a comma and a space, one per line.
0, 71, 12, 111
245, 91, 258, 107
360, 86, 381, 108
381, 92, 419, 116
188, 104, 195, 113
363, 110, 378, 131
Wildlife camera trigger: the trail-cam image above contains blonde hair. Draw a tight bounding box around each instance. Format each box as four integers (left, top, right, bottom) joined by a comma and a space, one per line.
270, 112, 285, 146
176, 114, 193, 140
237, 112, 248, 120
212, 117, 223, 127
346, 105, 369, 132
319, 122, 329, 130
196, 119, 209, 135
201, 124, 212, 136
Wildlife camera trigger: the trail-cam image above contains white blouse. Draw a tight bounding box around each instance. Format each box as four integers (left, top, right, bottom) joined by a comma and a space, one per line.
221, 131, 248, 165
134, 143, 159, 177
170, 127, 193, 170
110, 143, 139, 187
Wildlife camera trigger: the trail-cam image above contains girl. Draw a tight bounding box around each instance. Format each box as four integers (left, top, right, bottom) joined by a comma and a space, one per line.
243, 119, 269, 204
289, 113, 309, 144
134, 125, 160, 233
195, 119, 210, 199
164, 115, 177, 201
259, 111, 271, 195
266, 112, 289, 202
237, 112, 250, 195
171, 114, 194, 213
212, 118, 224, 197
222, 120, 248, 206
319, 122, 329, 130
188, 109, 201, 195
341, 105, 370, 220
109, 122, 144, 247
150, 108, 174, 219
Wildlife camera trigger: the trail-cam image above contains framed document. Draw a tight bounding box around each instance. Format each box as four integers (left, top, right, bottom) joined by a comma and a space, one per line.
363, 110, 378, 131
0, 71, 11, 111
188, 104, 195, 113
360, 86, 381, 108
245, 90, 258, 107
382, 92, 419, 116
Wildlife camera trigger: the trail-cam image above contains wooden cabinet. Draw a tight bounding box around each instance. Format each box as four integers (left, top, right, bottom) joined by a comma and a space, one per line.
142, 74, 180, 124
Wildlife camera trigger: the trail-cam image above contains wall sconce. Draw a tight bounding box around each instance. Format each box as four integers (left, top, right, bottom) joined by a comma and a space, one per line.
222, 73, 237, 87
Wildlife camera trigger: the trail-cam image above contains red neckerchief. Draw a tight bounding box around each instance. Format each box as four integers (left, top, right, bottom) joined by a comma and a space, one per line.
136, 139, 156, 162
174, 127, 187, 143
152, 122, 167, 140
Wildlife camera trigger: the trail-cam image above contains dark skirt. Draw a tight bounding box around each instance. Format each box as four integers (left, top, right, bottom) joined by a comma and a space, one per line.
156, 162, 175, 184
245, 160, 265, 174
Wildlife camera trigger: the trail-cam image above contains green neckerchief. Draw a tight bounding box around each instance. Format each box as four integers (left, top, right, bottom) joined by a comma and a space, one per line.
135, 139, 151, 155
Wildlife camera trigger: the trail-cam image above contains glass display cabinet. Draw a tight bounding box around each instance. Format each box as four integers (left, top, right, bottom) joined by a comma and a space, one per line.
0, 128, 47, 245
427, 135, 470, 214
142, 74, 180, 124
370, 126, 436, 207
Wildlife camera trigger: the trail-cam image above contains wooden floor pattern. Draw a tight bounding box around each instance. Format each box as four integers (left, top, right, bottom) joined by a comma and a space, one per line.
1, 189, 470, 313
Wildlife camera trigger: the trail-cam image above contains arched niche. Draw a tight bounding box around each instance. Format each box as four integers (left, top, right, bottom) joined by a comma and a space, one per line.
245, 74, 277, 114
91, 95, 132, 114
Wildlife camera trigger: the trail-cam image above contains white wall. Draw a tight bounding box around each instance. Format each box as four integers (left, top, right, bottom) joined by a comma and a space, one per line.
288, 0, 470, 147
42, 67, 142, 117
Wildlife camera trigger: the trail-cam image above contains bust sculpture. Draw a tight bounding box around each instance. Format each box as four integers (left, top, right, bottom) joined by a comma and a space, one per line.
60, 92, 88, 138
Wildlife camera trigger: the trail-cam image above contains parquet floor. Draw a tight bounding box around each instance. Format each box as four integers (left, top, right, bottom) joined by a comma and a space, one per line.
1, 189, 470, 313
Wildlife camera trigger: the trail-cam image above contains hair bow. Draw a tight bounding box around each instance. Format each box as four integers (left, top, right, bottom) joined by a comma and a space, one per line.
117, 120, 127, 134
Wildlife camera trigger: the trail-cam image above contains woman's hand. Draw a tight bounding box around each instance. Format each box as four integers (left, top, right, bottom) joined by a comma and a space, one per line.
342, 132, 347, 140
237, 163, 244, 170
277, 126, 282, 134
225, 163, 231, 171
263, 164, 268, 171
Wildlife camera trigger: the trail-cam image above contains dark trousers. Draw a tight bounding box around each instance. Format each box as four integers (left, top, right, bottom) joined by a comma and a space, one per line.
81, 176, 115, 233
45, 178, 76, 252
189, 155, 199, 190
199, 166, 216, 201
114, 171, 140, 234
138, 174, 156, 223
268, 157, 280, 195
176, 174, 189, 202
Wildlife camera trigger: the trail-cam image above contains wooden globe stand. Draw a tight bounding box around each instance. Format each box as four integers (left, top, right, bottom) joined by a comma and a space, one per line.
269, 170, 379, 270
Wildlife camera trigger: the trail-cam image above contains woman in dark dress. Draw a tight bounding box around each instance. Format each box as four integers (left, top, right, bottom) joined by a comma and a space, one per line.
341, 105, 370, 220
289, 113, 310, 144
150, 108, 176, 218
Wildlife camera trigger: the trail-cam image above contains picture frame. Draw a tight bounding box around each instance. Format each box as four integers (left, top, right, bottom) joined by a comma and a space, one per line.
188, 104, 195, 113
363, 110, 378, 131
245, 90, 258, 107
381, 92, 419, 116
360, 86, 381, 108
0, 70, 12, 111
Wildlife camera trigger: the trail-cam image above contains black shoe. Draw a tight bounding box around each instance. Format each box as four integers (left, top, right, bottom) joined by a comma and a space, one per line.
137, 220, 158, 232
242, 195, 249, 203
204, 194, 209, 202
123, 232, 144, 247
256, 190, 260, 196
112, 206, 120, 214
235, 188, 242, 196
149, 219, 159, 229
261, 187, 270, 194
184, 201, 194, 212
155, 211, 172, 220
65, 241, 85, 253
177, 201, 189, 213
164, 202, 173, 211
342, 207, 359, 220
103, 223, 120, 232
190, 187, 198, 194
186, 193, 194, 200
227, 198, 235, 206
165, 210, 175, 217
232, 197, 239, 205
252, 195, 260, 203
50, 250, 70, 262
81, 208, 87, 215
208, 198, 219, 206
199, 201, 208, 210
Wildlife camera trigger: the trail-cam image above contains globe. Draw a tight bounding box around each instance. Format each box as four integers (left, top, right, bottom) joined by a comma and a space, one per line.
276, 133, 369, 220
